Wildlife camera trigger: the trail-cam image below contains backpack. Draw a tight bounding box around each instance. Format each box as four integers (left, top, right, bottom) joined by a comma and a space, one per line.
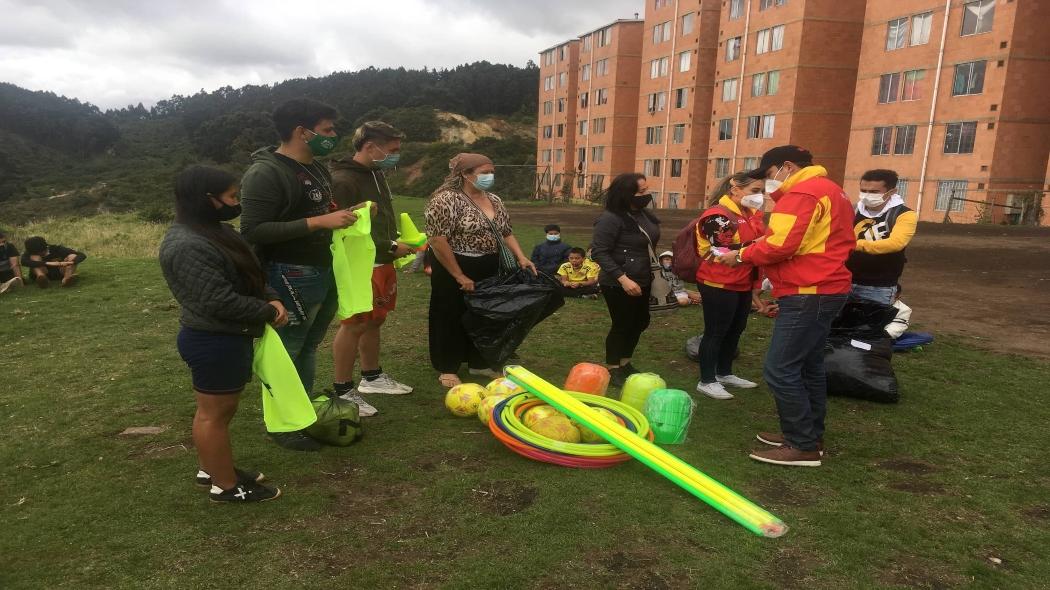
671, 218, 702, 284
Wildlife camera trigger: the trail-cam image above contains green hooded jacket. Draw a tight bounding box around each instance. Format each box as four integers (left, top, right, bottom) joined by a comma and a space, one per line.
329, 156, 399, 265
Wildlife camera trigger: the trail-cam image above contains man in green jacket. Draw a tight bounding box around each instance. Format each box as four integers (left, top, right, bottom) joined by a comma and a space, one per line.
240, 98, 361, 451
329, 122, 414, 415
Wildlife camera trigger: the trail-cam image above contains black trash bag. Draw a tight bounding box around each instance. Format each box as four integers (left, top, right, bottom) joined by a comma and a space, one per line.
463, 269, 564, 368
825, 298, 900, 403
305, 395, 363, 446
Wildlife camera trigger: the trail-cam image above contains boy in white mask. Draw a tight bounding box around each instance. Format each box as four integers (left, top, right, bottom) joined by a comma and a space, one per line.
847, 169, 918, 305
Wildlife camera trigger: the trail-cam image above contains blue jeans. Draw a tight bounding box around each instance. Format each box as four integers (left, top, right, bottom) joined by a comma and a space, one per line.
763, 294, 848, 451
851, 284, 896, 305
266, 263, 337, 396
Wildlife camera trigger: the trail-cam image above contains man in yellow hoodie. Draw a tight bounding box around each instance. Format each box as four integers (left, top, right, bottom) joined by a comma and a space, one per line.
847, 169, 918, 305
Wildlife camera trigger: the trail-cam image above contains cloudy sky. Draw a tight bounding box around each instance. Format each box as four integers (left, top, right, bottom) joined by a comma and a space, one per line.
1, 0, 642, 109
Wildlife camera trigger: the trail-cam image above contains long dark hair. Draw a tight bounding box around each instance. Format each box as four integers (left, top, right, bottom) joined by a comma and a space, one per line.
174, 166, 266, 297
603, 173, 647, 215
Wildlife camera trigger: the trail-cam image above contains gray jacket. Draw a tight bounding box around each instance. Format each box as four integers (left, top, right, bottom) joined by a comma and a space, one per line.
159, 224, 278, 337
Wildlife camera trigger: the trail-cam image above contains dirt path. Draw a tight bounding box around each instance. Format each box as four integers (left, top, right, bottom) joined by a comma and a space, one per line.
508, 203, 1050, 359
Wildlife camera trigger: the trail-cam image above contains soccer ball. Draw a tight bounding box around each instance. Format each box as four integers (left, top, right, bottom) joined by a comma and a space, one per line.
573, 407, 619, 443
530, 415, 581, 443
486, 377, 525, 398
522, 404, 563, 429
445, 383, 487, 417
477, 394, 508, 426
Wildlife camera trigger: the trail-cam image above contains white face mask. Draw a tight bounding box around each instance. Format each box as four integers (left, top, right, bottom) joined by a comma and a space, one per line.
764, 166, 788, 195
741, 194, 765, 210
860, 191, 888, 208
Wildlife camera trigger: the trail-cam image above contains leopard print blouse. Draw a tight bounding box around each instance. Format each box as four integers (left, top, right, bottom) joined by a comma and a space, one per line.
424, 190, 513, 255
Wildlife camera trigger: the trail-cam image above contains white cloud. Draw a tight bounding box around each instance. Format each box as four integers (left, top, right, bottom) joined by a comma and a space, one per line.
0, 0, 642, 109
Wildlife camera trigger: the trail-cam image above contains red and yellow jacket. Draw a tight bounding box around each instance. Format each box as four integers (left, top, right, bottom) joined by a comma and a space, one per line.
695, 196, 766, 292
740, 166, 855, 298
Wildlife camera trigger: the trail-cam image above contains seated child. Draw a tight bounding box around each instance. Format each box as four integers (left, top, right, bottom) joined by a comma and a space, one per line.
22, 236, 86, 288
0, 231, 24, 294
657, 251, 700, 306
557, 247, 600, 298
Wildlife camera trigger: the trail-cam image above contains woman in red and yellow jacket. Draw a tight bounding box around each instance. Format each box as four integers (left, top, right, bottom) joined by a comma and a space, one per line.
693, 172, 768, 400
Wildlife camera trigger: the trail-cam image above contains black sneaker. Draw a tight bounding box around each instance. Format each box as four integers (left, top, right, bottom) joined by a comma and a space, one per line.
269, 430, 322, 452
195, 467, 266, 488
623, 363, 642, 376
609, 366, 628, 387
209, 480, 281, 503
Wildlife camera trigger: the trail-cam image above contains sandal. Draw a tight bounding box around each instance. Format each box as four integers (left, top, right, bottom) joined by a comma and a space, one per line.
438, 374, 462, 389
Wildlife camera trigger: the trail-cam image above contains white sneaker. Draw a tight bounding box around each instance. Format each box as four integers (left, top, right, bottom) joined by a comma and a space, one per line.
357, 373, 413, 395
696, 381, 734, 400
716, 374, 758, 389
338, 390, 378, 417
0, 277, 22, 294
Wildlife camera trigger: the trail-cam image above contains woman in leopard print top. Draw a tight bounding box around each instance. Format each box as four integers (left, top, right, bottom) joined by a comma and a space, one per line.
424, 153, 535, 388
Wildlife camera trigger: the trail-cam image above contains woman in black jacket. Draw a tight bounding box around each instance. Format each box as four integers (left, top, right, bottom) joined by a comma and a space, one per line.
159, 166, 288, 503
591, 173, 661, 386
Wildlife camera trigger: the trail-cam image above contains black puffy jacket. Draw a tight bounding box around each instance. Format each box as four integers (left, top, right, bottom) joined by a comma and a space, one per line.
591, 209, 661, 287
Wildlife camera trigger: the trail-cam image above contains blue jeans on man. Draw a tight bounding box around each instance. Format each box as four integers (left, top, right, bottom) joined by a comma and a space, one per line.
763, 294, 848, 451
850, 284, 896, 305
266, 263, 338, 396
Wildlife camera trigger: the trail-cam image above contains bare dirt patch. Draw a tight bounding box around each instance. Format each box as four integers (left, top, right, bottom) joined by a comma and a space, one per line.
877, 458, 939, 475
1022, 504, 1050, 522
751, 478, 819, 509
888, 480, 948, 496
762, 546, 828, 590
469, 480, 538, 516
879, 555, 968, 589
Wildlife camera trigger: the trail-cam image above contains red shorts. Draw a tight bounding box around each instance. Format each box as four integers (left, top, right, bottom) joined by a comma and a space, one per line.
342, 264, 397, 324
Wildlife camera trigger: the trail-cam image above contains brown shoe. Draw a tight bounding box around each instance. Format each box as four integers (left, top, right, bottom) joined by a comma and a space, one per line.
756, 432, 824, 455
35, 274, 49, 288
749, 445, 822, 467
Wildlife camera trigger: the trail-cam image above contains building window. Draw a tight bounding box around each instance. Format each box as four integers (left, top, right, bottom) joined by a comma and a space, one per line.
726, 37, 741, 62
644, 159, 663, 177
670, 159, 683, 178
597, 26, 613, 47
556, 124, 564, 137
645, 126, 665, 145
871, 127, 893, 155
543, 101, 553, 115
596, 59, 609, 76
672, 124, 686, 144
653, 21, 672, 44
679, 51, 692, 72
936, 180, 967, 211
674, 87, 689, 108
767, 70, 780, 95
896, 179, 908, 199
961, 0, 995, 36
559, 72, 567, 87
681, 12, 695, 35
761, 114, 775, 138
542, 50, 554, 66
592, 118, 606, 134
579, 120, 587, 136
901, 69, 925, 101
543, 76, 553, 91
729, 0, 744, 20
542, 126, 553, 139
651, 57, 670, 78
582, 64, 591, 81
591, 174, 606, 189
714, 158, 730, 178
553, 174, 562, 187
582, 35, 592, 52
557, 98, 565, 112
756, 25, 785, 54
878, 72, 901, 103
759, 0, 786, 9
952, 61, 987, 96
555, 149, 563, 163
596, 88, 609, 105
886, 17, 908, 51
559, 45, 567, 61
743, 157, 760, 170
747, 116, 761, 139
944, 121, 977, 154
591, 146, 605, 162
894, 125, 916, 154
647, 91, 668, 112
542, 150, 552, 163
911, 12, 933, 45
752, 73, 766, 97
667, 192, 681, 209
718, 118, 733, 140
577, 147, 586, 164
722, 78, 738, 102
580, 92, 588, 108
577, 173, 586, 189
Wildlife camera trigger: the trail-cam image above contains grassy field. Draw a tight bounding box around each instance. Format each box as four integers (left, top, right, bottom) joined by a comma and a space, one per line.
3, 197, 1049, 589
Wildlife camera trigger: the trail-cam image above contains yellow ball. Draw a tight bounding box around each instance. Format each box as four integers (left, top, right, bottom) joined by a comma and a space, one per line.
477, 394, 508, 425
486, 377, 525, 398
573, 407, 619, 443
522, 404, 563, 429
530, 415, 581, 443
445, 383, 486, 417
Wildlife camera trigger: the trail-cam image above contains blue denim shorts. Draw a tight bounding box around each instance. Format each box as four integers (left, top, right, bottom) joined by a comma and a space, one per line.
177, 327, 253, 394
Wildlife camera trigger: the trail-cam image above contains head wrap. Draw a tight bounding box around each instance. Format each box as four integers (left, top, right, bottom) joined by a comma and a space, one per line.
449, 153, 493, 175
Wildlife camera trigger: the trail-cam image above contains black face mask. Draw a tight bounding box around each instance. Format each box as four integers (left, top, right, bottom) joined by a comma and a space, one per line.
632, 193, 653, 209
216, 203, 242, 222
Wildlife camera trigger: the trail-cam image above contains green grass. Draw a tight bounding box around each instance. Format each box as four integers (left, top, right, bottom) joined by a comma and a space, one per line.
3, 198, 1049, 589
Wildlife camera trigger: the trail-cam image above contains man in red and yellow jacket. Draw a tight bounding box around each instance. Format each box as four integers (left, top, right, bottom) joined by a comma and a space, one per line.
716, 145, 854, 467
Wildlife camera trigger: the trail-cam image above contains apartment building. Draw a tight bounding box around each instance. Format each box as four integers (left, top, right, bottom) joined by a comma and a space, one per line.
843, 0, 1050, 223
573, 19, 645, 200
537, 40, 580, 198
635, 0, 722, 210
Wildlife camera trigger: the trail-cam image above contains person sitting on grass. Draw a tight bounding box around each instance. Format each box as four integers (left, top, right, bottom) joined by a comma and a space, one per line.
557, 247, 600, 298
160, 165, 290, 503
21, 236, 86, 288
0, 231, 24, 294
657, 251, 700, 307
531, 224, 572, 276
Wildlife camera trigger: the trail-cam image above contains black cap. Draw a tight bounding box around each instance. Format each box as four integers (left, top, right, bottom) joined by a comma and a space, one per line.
745, 145, 813, 179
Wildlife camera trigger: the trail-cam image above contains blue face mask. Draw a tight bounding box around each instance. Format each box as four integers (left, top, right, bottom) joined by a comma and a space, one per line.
373, 147, 401, 169
546, 234, 561, 242
473, 173, 495, 190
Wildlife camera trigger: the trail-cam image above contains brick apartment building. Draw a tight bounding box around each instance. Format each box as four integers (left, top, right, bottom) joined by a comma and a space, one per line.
538, 40, 580, 196
538, 0, 1049, 224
